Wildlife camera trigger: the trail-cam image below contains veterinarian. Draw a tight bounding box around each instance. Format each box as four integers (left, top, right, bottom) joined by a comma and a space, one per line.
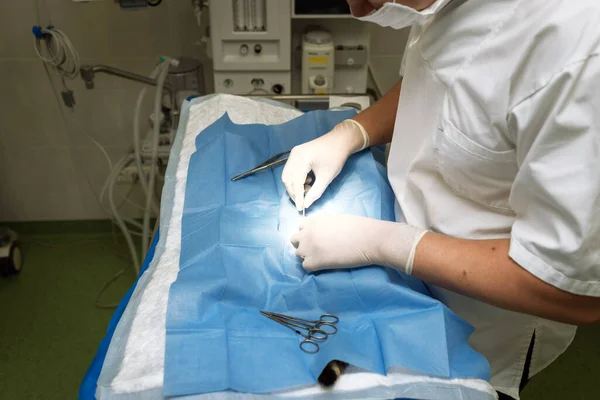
284, 1, 600, 398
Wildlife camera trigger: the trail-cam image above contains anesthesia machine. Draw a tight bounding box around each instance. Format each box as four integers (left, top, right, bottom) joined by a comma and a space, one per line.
208, 0, 370, 99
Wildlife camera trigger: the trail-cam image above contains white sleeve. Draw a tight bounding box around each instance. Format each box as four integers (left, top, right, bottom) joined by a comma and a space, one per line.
508, 53, 600, 297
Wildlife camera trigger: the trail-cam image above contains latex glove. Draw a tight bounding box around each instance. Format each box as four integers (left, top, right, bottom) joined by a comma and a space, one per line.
282, 119, 369, 211
290, 214, 428, 275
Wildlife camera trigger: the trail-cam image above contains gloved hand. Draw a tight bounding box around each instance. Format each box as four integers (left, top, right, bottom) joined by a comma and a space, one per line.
290, 214, 428, 275
282, 119, 369, 211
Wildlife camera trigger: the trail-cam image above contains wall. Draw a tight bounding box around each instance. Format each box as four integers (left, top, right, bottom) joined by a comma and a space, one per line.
0, 0, 208, 222
0, 1, 409, 222
368, 25, 411, 94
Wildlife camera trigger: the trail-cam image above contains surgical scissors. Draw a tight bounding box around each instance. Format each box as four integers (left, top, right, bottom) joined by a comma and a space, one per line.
260, 311, 339, 354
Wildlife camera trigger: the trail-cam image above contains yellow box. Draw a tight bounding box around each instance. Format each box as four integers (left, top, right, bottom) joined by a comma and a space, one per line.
308, 56, 329, 65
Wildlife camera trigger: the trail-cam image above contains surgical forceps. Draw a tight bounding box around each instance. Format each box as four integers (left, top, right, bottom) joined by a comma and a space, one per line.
260, 311, 339, 354
231, 150, 315, 184
231, 150, 315, 215
231, 151, 291, 181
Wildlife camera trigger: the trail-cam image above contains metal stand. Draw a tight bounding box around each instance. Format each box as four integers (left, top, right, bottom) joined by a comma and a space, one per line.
242, 90, 378, 111
245, 90, 378, 101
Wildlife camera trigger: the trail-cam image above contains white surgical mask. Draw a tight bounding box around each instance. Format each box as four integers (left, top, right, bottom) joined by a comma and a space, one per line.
357, 0, 453, 29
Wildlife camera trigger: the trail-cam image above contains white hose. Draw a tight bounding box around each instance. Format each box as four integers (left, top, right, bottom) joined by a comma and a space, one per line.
109, 155, 141, 273
142, 61, 172, 253
99, 167, 144, 231
133, 63, 164, 211
38, 41, 142, 280
33, 27, 80, 80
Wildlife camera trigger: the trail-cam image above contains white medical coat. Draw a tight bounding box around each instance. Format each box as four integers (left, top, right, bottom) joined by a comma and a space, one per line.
387, 0, 600, 398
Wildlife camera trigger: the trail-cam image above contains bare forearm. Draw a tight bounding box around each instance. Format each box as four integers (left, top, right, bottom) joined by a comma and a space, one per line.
411, 233, 600, 325
353, 79, 402, 146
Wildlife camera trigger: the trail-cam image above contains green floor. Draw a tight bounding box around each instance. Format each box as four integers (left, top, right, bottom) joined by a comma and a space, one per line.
0, 225, 598, 399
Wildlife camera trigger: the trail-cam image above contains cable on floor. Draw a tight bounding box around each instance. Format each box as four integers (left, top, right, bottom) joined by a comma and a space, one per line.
94, 268, 127, 309
21, 238, 133, 309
